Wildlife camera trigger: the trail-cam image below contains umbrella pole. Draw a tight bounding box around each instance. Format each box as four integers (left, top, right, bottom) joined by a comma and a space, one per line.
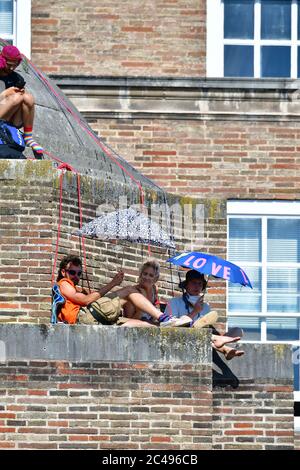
168, 250, 175, 297
121, 245, 125, 270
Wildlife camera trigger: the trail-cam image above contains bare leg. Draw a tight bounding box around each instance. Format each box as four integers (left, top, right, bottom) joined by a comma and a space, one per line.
120, 318, 156, 328
212, 334, 241, 349
212, 343, 244, 360
0, 91, 37, 129
114, 286, 161, 321
21, 92, 34, 128
122, 298, 142, 319
0, 91, 23, 123
124, 294, 160, 320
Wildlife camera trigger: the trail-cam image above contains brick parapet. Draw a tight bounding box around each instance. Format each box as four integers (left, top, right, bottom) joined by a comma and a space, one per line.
212, 382, 295, 450
0, 326, 295, 450
0, 161, 54, 322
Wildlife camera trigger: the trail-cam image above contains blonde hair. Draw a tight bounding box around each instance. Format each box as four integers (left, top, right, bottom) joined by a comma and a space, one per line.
139, 259, 160, 280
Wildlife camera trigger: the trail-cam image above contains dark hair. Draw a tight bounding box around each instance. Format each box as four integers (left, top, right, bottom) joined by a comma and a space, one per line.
179, 270, 208, 314
57, 255, 82, 281
179, 270, 208, 291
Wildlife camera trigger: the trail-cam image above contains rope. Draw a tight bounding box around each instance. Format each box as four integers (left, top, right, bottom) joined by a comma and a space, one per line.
48, 159, 90, 291
51, 168, 64, 284
0, 37, 153, 280
77, 173, 91, 293
28, 59, 152, 255
28, 59, 146, 204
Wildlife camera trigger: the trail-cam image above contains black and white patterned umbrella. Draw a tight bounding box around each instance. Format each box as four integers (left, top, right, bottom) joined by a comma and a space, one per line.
75, 207, 175, 249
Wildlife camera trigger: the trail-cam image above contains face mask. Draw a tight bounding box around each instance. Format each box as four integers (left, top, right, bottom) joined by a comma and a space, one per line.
187, 294, 203, 305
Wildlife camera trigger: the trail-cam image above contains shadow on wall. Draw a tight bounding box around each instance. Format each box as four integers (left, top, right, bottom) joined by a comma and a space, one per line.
212, 349, 240, 388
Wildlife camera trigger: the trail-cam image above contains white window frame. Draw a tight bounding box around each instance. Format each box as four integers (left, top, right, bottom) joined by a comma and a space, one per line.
207, 0, 300, 78
227, 201, 300, 401
0, 0, 31, 58
227, 200, 300, 341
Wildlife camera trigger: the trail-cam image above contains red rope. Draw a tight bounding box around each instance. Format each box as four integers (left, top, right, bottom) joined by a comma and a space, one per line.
30, 60, 151, 254
28, 59, 146, 207
51, 170, 64, 284
49, 160, 89, 289
0, 38, 139, 285
4, 42, 152, 271
77, 173, 91, 293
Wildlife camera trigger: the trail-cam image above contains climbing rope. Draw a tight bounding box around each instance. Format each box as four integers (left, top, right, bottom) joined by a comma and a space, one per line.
28, 58, 152, 258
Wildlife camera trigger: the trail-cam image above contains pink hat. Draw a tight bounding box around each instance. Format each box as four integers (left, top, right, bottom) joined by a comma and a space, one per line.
0, 56, 7, 69
1, 45, 22, 63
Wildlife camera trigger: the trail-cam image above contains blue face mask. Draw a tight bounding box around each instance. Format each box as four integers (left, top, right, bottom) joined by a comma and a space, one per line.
187, 294, 204, 305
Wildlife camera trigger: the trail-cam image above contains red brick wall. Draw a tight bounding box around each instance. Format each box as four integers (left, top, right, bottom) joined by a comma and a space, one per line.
31, 0, 206, 76
91, 118, 300, 200
51, 169, 228, 324
213, 383, 295, 450
1, 161, 227, 323
0, 354, 295, 450
0, 359, 212, 450
0, 162, 53, 322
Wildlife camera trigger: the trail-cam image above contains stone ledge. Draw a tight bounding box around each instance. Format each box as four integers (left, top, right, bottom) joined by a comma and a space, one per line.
51, 75, 300, 91
0, 159, 53, 181
52, 76, 300, 121
213, 343, 293, 382
0, 325, 294, 381
0, 324, 211, 364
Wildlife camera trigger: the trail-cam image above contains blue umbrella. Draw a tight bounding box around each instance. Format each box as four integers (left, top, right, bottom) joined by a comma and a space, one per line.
167, 251, 252, 288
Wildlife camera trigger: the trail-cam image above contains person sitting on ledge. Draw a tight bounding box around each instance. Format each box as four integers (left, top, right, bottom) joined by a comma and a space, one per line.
0, 45, 43, 158
165, 269, 245, 360
123, 259, 166, 324
54, 255, 191, 327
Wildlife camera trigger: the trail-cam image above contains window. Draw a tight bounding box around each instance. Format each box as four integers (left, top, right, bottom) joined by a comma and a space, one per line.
207, 0, 300, 78
0, 0, 31, 58
227, 201, 300, 393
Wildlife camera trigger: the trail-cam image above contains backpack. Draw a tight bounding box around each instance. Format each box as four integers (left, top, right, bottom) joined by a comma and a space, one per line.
0, 120, 25, 151
86, 297, 121, 325
51, 284, 66, 324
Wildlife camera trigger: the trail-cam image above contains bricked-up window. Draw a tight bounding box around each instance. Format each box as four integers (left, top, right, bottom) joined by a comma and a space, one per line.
0, 0, 31, 58
227, 200, 300, 341
207, 0, 300, 78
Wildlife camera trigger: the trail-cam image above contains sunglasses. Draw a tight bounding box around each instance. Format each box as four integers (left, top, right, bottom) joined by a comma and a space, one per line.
66, 269, 82, 277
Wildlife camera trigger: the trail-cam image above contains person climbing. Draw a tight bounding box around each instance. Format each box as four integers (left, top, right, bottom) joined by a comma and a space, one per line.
0, 45, 43, 158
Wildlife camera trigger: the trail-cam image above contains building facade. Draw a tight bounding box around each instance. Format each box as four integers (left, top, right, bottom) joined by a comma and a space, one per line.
1, 0, 300, 436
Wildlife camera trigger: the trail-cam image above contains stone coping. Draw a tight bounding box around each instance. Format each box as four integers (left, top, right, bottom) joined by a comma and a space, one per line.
52, 76, 300, 91
0, 324, 211, 364
52, 76, 300, 121
0, 325, 294, 381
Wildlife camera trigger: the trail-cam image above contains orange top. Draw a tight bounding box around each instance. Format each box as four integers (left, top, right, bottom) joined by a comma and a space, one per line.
57, 278, 81, 324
